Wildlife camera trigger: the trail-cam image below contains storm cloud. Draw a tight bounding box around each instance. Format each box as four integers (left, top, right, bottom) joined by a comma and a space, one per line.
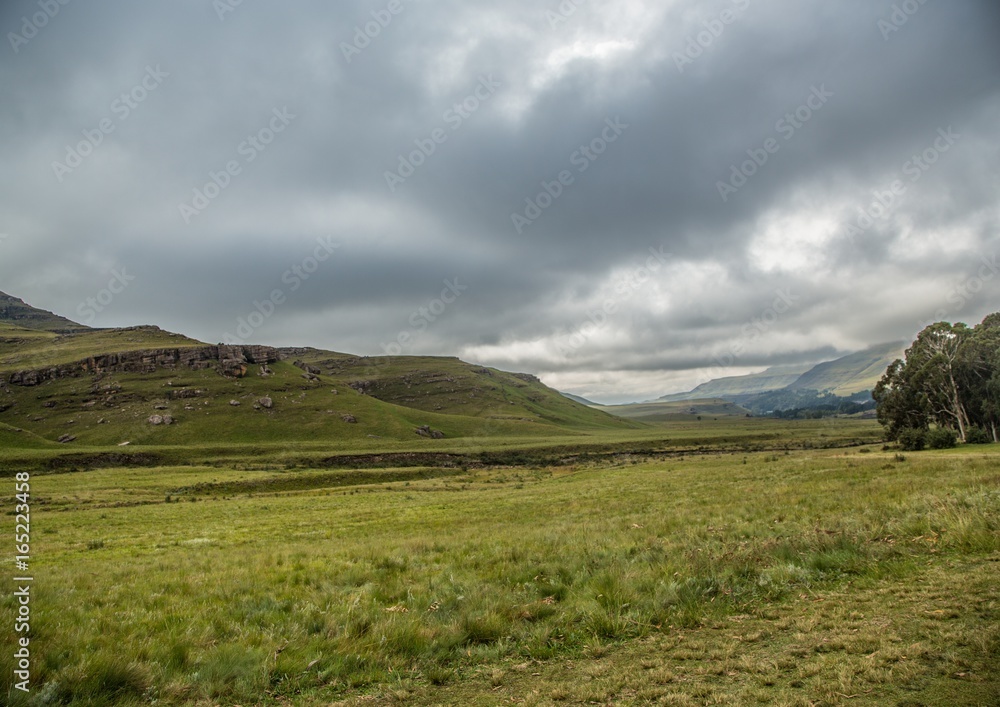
2, 0, 998, 403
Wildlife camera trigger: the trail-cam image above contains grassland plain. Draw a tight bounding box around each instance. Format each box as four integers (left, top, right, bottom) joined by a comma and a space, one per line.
1, 423, 998, 705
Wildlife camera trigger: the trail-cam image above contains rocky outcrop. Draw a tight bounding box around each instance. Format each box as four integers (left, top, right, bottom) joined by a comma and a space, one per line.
5, 345, 280, 387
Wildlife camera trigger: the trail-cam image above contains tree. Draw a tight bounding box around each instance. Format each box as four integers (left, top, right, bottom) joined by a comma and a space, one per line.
875, 313, 1000, 444
966, 314, 1000, 442
906, 322, 972, 441
873, 358, 929, 441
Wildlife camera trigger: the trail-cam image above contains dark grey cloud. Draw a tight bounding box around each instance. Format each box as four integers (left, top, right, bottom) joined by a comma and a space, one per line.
1, 0, 998, 403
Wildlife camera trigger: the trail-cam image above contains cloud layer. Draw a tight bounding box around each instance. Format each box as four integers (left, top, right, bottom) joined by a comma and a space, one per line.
2, 0, 999, 403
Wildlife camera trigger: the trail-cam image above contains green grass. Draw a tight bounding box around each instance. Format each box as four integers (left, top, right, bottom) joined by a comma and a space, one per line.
0, 325, 204, 373
287, 352, 634, 430
1, 428, 997, 705
596, 398, 752, 421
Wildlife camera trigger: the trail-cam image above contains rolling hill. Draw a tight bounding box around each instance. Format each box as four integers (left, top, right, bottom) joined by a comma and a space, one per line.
0, 294, 637, 448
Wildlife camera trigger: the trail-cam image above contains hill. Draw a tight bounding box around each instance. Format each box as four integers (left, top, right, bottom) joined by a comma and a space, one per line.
0, 296, 637, 447
0, 290, 90, 332
655, 365, 810, 402
786, 341, 904, 395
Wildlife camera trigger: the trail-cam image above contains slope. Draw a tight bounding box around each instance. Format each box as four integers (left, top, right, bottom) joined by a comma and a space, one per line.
282, 350, 636, 432
0, 296, 639, 446
787, 342, 904, 395
0, 324, 206, 374
656, 365, 811, 402
0, 291, 90, 332
560, 392, 600, 406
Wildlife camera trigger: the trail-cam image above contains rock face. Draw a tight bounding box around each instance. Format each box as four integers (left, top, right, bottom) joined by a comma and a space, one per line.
5, 345, 280, 386
294, 361, 323, 376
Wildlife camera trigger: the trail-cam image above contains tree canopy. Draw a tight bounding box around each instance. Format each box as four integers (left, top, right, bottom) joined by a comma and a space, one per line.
874, 313, 1000, 444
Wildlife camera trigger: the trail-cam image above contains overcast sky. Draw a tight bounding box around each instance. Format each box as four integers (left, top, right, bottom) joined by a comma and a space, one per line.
1, 0, 998, 403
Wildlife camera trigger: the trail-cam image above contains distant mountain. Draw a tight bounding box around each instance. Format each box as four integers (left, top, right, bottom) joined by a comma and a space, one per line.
0, 291, 89, 333
653, 343, 906, 406
561, 392, 599, 406
786, 342, 904, 395
597, 398, 751, 422
655, 364, 811, 402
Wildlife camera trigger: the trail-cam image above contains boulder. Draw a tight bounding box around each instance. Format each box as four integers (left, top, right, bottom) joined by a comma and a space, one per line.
341, 414, 358, 424
258, 396, 273, 409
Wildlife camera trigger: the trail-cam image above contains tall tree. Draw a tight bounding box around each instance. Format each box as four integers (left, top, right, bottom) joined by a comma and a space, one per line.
875, 313, 999, 443
873, 358, 929, 440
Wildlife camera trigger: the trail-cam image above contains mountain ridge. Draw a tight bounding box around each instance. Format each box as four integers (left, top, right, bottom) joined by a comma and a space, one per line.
650, 343, 905, 405
0, 290, 90, 333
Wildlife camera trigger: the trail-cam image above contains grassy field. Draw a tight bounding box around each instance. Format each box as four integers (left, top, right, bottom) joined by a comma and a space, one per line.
595, 399, 752, 422
2, 420, 997, 705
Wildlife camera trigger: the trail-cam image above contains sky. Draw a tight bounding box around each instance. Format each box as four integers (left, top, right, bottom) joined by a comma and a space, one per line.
1, 0, 998, 404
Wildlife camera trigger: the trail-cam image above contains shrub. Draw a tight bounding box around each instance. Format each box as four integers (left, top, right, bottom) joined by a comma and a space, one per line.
897, 428, 926, 451
927, 427, 957, 449
965, 426, 992, 444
